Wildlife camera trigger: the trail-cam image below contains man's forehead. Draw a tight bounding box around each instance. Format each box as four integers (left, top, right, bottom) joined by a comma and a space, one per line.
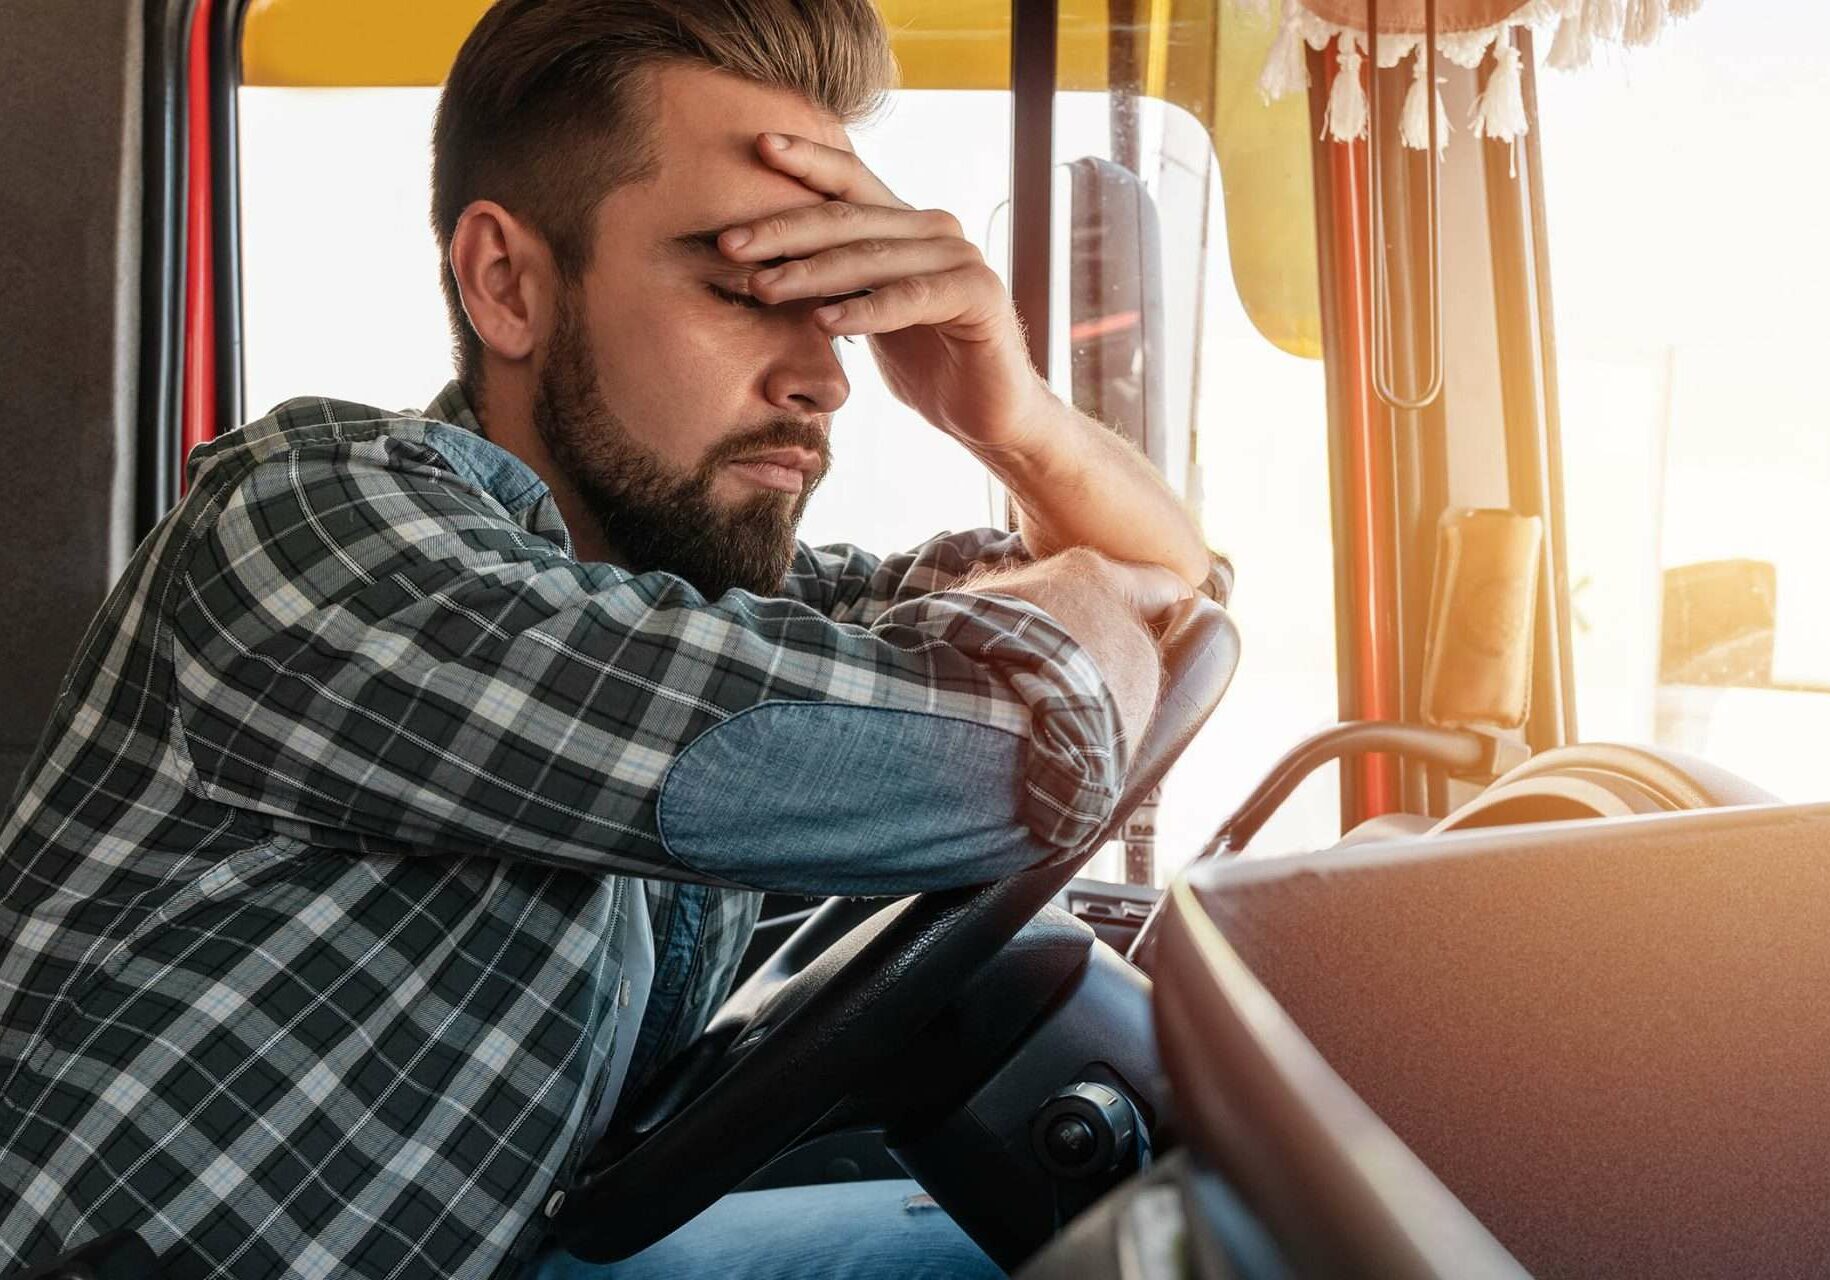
640, 64, 851, 248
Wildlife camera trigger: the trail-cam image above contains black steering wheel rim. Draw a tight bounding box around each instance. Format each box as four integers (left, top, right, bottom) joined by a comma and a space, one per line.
553, 596, 1239, 1260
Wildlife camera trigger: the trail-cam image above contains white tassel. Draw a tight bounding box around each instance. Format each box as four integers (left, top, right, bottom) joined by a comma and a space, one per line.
1470, 34, 1529, 144
1235, 0, 1273, 21
1547, 5, 1595, 68
1437, 26, 1498, 68
1623, 0, 1666, 43
1323, 32, 1368, 143
1399, 47, 1451, 155
1558, 0, 1584, 14
1258, 3, 1310, 103
1667, 0, 1702, 16
1583, 0, 1626, 42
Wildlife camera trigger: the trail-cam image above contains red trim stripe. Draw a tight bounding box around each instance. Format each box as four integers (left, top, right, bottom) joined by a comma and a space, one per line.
1323, 63, 1400, 821
180, 0, 216, 490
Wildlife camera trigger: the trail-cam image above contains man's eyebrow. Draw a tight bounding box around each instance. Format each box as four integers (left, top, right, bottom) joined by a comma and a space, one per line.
665, 229, 729, 257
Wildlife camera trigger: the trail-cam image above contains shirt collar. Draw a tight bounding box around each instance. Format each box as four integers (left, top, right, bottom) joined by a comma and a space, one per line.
424, 380, 487, 437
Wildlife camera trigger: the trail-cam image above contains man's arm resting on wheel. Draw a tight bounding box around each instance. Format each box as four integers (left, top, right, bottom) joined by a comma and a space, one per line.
956, 547, 1181, 752
170, 438, 1132, 894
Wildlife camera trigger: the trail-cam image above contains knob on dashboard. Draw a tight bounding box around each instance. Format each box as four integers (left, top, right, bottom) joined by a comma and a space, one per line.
1029, 1081, 1137, 1179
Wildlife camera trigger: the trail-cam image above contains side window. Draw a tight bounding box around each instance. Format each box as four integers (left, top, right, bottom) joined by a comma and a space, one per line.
1545, 2, 1830, 801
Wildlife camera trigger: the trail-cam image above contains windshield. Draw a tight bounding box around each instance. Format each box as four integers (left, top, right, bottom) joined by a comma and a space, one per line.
1544, 0, 1830, 802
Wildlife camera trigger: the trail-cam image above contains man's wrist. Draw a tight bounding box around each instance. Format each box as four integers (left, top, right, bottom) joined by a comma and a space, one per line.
967, 381, 1089, 494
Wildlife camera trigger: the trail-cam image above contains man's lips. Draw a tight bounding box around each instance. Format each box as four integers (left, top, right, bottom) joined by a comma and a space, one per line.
725, 448, 823, 494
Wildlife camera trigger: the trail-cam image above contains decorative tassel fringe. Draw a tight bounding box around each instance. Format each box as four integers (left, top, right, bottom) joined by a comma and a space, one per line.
1437, 26, 1498, 69
1257, 3, 1310, 103
1400, 48, 1451, 155
1583, 0, 1627, 42
1250, 0, 1709, 153
1470, 34, 1529, 143
1548, 5, 1595, 69
1323, 32, 1368, 142
1623, 0, 1666, 43
1301, 10, 1339, 52
1375, 33, 1421, 70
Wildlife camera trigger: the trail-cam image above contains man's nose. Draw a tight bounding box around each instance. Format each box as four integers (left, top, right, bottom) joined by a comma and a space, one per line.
763, 323, 850, 416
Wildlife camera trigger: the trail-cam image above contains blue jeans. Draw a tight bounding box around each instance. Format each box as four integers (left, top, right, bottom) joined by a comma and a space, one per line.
522, 1180, 1006, 1280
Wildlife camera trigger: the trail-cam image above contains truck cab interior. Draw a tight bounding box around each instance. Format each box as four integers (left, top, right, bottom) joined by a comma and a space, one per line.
4, 0, 1828, 1276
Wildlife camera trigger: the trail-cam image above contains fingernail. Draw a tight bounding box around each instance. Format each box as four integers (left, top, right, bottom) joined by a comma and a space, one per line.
814, 303, 845, 326
721, 228, 752, 250
762, 132, 790, 150
752, 266, 782, 285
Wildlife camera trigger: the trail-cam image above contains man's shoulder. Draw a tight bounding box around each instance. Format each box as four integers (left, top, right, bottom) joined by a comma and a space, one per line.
184, 393, 435, 482
184, 390, 546, 517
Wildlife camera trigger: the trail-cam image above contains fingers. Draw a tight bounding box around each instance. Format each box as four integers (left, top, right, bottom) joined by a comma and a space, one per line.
813, 263, 1010, 337
1103, 560, 1196, 625
718, 200, 963, 264
747, 237, 980, 307
756, 131, 909, 209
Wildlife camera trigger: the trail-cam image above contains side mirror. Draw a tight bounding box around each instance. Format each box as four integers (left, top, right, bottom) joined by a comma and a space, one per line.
1066, 157, 1177, 492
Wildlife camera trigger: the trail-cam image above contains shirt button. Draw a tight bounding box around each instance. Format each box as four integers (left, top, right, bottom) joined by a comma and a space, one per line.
544, 1190, 567, 1218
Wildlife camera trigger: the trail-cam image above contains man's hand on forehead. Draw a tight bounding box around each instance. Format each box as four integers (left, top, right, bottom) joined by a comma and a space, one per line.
714, 131, 1047, 459
710, 132, 1215, 605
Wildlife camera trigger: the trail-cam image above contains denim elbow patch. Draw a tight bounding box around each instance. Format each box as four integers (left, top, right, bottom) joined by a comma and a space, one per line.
655, 702, 1057, 896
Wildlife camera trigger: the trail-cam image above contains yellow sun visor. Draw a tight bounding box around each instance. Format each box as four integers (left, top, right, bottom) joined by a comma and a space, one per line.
240, 0, 1319, 358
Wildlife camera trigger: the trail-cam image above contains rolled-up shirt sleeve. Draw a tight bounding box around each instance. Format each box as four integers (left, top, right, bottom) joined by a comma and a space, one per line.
782, 528, 1033, 627
170, 438, 1125, 894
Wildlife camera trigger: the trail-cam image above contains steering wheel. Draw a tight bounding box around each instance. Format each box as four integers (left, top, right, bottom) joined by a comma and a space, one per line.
553, 596, 1240, 1261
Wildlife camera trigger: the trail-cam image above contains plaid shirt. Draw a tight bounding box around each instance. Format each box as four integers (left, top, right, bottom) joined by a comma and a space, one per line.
0, 384, 1126, 1279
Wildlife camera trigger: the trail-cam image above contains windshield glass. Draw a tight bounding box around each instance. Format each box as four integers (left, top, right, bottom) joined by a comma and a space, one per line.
1544, 0, 1830, 802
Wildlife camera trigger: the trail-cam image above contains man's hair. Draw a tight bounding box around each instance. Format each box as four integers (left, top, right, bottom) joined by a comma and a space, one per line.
431, 0, 896, 391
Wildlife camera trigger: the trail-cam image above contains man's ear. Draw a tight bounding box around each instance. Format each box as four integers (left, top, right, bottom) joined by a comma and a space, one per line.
448, 200, 555, 365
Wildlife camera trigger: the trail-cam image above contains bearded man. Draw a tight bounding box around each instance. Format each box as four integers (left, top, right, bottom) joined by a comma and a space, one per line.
0, 1, 1210, 1276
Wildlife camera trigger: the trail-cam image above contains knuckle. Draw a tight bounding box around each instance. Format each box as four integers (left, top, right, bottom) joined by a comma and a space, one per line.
967, 262, 1003, 291
897, 275, 935, 308
924, 208, 965, 239
824, 199, 860, 224
763, 212, 795, 240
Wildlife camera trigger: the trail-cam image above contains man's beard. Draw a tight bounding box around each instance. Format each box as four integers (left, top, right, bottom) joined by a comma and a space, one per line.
531, 295, 829, 599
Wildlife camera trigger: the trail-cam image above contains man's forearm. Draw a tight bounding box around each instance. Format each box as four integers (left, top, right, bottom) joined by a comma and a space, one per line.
978, 396, 1210, 589
960, 549, 1162, 752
